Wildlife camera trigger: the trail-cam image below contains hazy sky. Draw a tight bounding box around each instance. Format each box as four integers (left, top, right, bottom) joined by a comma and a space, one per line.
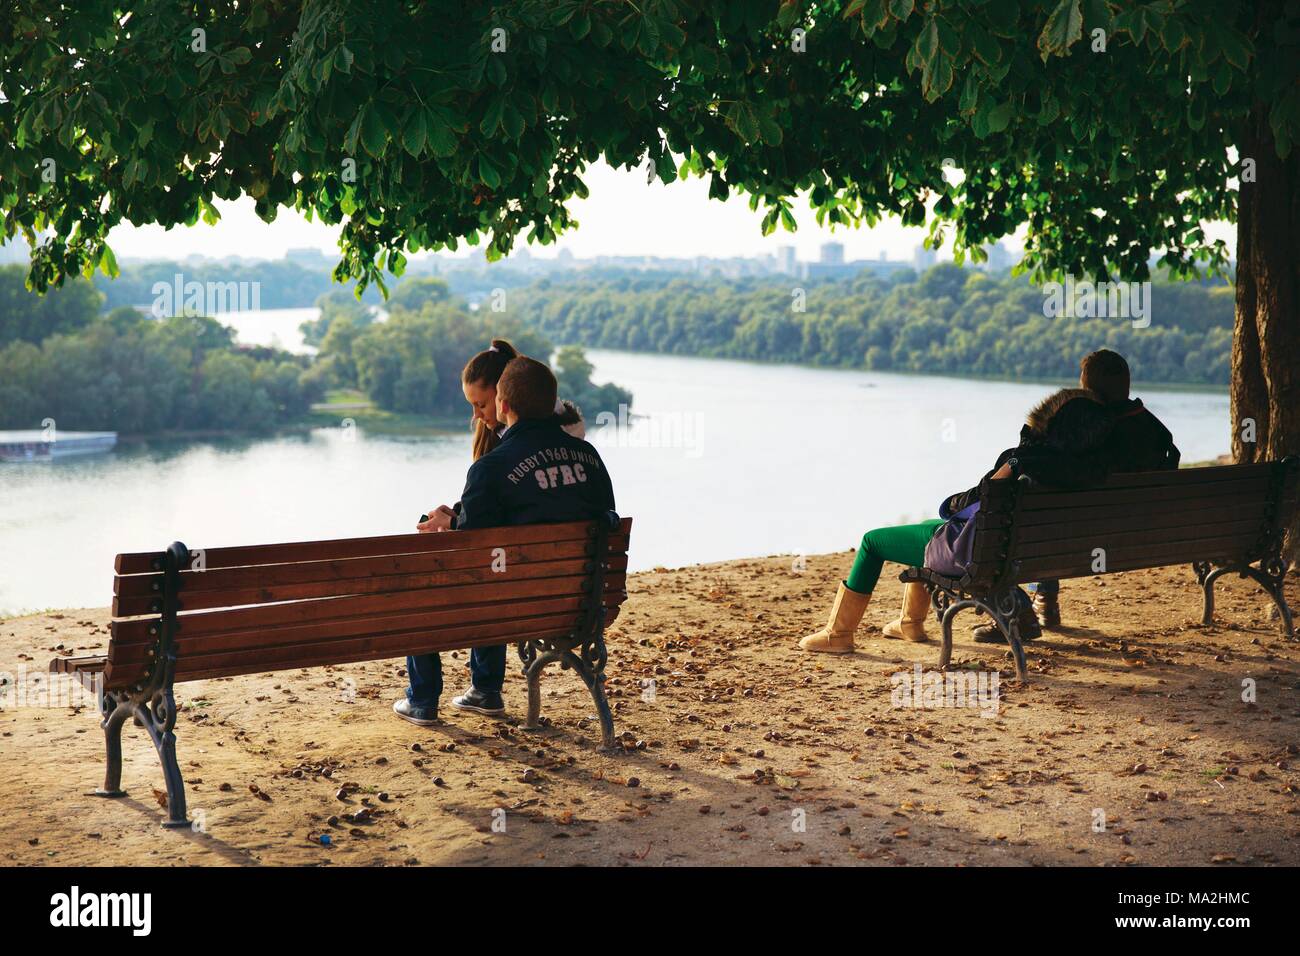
105, 158, 1235, 264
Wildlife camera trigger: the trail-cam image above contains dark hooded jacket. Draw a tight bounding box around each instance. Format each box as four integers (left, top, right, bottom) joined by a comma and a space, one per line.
454, 416, 615, 531
942, 388, 1114, 515
1102, 398, 1179, 472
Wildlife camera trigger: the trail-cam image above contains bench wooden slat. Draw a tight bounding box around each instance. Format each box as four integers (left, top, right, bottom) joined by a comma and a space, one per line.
977, 519, 1264, 564
111, 554, 629, 617
1013, 532, 1259, 581
1013, 551, 1242, 583
105, 615, 583, 688
113, 535, 628, 598
1018, 475, 1269, 511
49, 655, 108, 674
1090, 463, 1276, 488
114, 518, 632, 575
109, 573, 628, 645
1010, 504, 1267, 544
1003, 528, 1258, 564
105, 593, 623, 667
1010, 492, 1272, 528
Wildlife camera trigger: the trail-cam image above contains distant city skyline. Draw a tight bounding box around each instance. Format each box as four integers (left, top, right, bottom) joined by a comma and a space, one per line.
4, 158, 1237, 268
101, 159, 949, 264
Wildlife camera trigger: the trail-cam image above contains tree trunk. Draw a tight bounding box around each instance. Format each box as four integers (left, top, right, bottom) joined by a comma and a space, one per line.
1230, 103, 1300, 562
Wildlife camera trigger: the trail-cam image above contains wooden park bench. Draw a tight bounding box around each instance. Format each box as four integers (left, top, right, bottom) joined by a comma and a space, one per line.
50, 515, 632, 827
900, 458, 1298, 682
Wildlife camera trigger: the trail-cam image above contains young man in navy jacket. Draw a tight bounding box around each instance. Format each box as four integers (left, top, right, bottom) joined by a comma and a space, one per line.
395, 356, 617, 725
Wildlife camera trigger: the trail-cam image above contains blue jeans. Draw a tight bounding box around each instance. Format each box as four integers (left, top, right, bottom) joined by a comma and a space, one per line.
406, 645, 506, 709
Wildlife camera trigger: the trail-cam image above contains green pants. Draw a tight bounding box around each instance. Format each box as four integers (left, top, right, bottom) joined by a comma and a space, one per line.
845, 519, 943, 594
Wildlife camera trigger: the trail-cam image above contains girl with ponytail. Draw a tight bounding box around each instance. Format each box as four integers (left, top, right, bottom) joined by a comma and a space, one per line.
462, 339, 519, 461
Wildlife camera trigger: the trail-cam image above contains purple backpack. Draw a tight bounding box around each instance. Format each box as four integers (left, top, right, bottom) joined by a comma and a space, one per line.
923, 501, 981, 579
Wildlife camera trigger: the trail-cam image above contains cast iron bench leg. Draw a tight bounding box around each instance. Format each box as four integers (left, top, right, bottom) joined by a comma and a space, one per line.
92, 687, 189, 827
522, 644, 561, 732
520, 638, 617, 750
138, 688, 189, 828
1195, 560, 1296, 640
560, 646, 615, 750
937, 597, 978, 671
94, 693, 131, 798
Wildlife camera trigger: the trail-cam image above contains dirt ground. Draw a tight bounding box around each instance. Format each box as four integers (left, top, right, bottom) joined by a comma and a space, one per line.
3, 555, 1298, 867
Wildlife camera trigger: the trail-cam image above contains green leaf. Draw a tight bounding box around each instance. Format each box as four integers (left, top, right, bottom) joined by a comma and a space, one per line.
402, 108, 428, 155
856, 0, 889, 32
936, 18, 960, 56
922, 52, 954, 101
1159, 17, 1185, 53
1212, 61, 1233, 96
758, 113, 784, 145
98, 244, 119, 278
984, 0, 1020, 36
478, 154, 501, 190
918, 19, 940, 64
360, 103, 389, 157
1038, 0, 1083, 61
480, 95, 506, 137
428, 117, 458, 157
967, 22, 1001, 66
1219, 28, 1251, 71
502, 103, 525, 140
987, 100, 1014, 133
1037, 93, 1060, 126
889, 0, 914, 20
959, 72, 980, 113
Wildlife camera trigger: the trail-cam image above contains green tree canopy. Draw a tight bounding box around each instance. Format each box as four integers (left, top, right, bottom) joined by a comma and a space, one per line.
3, 1, 1289, 290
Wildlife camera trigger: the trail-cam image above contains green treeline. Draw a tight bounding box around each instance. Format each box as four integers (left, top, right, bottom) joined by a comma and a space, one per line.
1, 258, 1230, 438
1, 264, 324, 434
511, 264, 1235, 386
0, 307, 323, 434
307, 277, 632, 419
0, 266, 630, 435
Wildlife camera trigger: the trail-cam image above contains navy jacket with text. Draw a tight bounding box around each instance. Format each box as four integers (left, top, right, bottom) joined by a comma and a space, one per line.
453, 416, 616, 531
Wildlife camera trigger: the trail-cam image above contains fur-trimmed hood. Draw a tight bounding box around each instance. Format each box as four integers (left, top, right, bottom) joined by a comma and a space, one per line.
1023, 387, 1111, 452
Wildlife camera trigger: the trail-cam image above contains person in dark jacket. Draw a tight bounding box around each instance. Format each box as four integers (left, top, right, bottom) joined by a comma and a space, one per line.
962, 387, 1115, 643
1027, 349, 1180, 630
800, 388, 1114, 654
394, 356, 617, 725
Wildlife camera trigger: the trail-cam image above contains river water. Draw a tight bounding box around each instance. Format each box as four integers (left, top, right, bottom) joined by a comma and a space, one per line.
0, 332, 1228, 614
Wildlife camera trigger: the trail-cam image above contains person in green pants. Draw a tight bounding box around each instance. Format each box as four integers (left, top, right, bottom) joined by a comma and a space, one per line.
797, 520, 945, 653
799, 387, 1116, 654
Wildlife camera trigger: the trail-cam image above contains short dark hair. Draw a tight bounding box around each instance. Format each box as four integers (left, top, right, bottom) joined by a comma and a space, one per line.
1080, 349, 1130, 403
497, 356, 558, 420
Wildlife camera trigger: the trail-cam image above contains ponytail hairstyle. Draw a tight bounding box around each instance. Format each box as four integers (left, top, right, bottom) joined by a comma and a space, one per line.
463, 339, 520, 461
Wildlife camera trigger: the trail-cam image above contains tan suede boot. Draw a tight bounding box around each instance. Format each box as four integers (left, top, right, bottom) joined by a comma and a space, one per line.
881, 582, 932, 643
798, 583, 871, 653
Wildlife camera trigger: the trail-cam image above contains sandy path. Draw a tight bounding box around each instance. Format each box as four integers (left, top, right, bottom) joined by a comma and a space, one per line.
2, 556, 1297, 866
